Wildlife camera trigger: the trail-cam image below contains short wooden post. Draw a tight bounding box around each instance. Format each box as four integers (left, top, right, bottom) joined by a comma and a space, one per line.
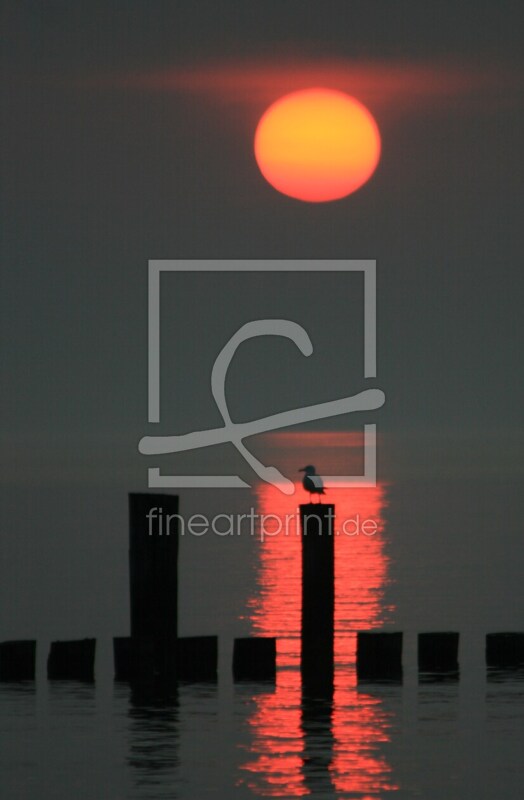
47, 638, 96, 681
129, 493, 179, 682
0, 640, 36, 681
356, 632, 403, 682
178, 636, 218, 682
300, 503, 335, 694
418, 632, 459, 676
233, 637, 276, 681
115, 635, 219, 682
486, 632, 524, 669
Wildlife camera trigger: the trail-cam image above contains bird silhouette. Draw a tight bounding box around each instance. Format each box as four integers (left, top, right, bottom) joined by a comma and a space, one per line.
299, 465, 325, 503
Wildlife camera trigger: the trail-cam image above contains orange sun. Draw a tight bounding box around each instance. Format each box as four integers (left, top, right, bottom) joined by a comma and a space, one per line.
254, 88, 381, 203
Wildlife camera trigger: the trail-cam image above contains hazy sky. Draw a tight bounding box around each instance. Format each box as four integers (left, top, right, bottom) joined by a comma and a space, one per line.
2, 1, 523, 492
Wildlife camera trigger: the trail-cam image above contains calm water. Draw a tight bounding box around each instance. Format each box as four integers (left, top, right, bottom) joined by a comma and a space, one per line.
2, 438, 524, 798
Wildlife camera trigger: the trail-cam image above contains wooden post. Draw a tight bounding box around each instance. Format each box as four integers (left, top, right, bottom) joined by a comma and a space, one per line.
47, 638, 96, 681
0, 640, 36, 681
418, 632, 459, 677
300, 503, 335, 694
486, 632, 524, 670
129, 493, 179, 683
233, 637, 276, 681
178, 636, 218, 682
356, 632, 403, 682
114, 635, 219, 682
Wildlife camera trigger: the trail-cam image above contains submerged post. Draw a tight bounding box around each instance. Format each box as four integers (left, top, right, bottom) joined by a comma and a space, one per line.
129, 493, 179, 683
300, 503, 335, 694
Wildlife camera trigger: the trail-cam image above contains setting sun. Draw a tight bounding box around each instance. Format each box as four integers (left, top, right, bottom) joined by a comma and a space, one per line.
254, 88, 381, 202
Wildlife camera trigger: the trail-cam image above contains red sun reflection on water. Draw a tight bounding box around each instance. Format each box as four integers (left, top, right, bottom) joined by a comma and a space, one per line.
238, 440, 398, 797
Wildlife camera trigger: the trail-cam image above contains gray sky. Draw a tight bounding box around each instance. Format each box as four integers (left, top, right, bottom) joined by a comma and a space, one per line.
2, 1, 523, 487
1, 0, 524, 649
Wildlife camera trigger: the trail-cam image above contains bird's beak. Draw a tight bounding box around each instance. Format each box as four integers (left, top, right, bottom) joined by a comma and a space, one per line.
299, 467, 306, 472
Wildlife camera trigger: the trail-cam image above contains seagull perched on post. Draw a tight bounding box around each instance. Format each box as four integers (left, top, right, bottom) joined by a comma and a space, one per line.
299, 465, 325, 503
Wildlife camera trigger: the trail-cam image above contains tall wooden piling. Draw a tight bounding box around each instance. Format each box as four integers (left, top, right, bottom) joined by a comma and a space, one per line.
300, 503, 335, 694
129, 493, 179, 682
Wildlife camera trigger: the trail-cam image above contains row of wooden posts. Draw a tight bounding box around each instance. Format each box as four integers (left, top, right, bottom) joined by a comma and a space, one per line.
1, 631, 524, 683
1, 495, 523, 688
0, 635, 272, 683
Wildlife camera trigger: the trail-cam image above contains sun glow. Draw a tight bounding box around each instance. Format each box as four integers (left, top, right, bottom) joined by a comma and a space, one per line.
254, 88, 381, 202
238, 453, 398, 796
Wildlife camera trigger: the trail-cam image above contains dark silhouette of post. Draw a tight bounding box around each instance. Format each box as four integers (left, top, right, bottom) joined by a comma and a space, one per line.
114, 634, 218, 682
233, 637, 276, 681
178, 636, 218, 682
418, 632, 459, 678
129, 493, 179, 683
356, 632, 403, 682
486, 632, 524, 670
0, 640, 36, 681
47, 638, 96, 681
300, 503, 335, 695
